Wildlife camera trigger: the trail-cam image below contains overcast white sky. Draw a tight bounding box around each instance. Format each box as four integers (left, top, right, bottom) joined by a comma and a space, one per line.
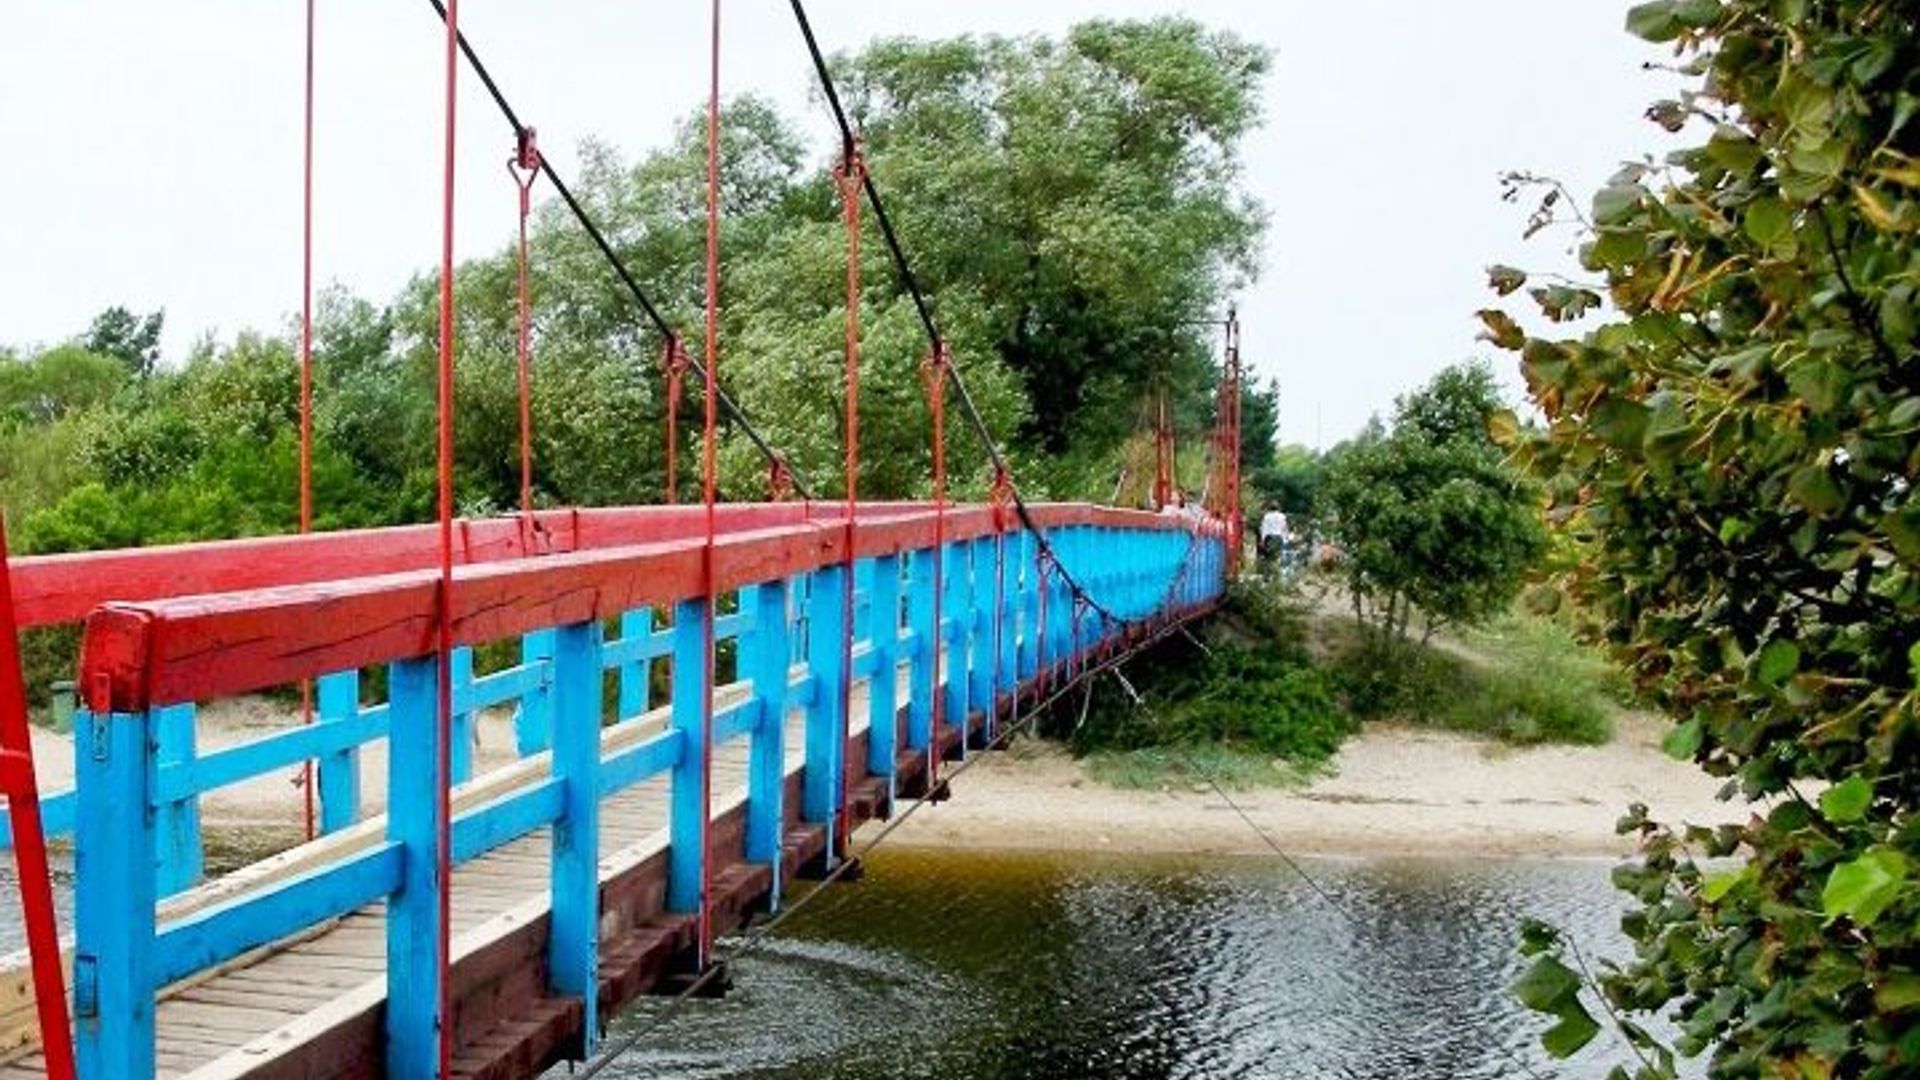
0, 2, 1673, 449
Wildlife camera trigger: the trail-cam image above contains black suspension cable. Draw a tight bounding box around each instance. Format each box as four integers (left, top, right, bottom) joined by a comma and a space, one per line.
783, 0, 1190, 633
423, 0, 814, 500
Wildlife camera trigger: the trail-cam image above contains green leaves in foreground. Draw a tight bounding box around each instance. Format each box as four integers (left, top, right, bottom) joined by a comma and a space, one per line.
1512, 934, 1602, 1059
1822, 849, 1907, 928
1489, 0, 1920, 1074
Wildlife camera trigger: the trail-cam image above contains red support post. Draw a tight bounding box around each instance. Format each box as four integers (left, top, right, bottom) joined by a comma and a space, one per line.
0, 519, 78, 1080
834, 143, 865, 855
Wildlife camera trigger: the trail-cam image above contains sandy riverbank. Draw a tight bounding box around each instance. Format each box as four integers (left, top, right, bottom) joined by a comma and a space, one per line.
875, 710, 1733, 859
16, 693, 1733, 861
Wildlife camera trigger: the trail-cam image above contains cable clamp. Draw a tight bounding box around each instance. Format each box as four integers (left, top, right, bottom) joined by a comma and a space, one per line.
508, 126, 542, 204
768, 457, 796, 502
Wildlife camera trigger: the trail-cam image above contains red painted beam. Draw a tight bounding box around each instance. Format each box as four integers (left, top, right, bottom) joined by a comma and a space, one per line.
10, 503, 974, 630
72, 503, 1211, 713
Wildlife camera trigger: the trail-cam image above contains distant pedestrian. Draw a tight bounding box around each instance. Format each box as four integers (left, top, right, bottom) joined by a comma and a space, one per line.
1258, 505, 1288, 564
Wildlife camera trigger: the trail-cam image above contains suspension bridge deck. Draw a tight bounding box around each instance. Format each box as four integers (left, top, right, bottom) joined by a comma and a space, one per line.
0, 502, 1225, 1079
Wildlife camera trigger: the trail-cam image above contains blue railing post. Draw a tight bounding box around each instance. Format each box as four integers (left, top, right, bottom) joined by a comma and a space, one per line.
152, 702, 201, 897
317, 670, 363, 833
905, 546, 937, 757
743, 581, 790, 905
516, 629, 556, 756
1017, 529, 1039, 683
548, 618, 602, 1054
967, 538, 994, 736
74, 707, 157, 1080
867, 553, 901, 797
618, 608, 654, 721
385, 654, 445, 1079
450, 646, 475, 784
941, 541, 969, 758
996, 534, 1019, 725
803, 565, 847, 839
667, 598, 710, 914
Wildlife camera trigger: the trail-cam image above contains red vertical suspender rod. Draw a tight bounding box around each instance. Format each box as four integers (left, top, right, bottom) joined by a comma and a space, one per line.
297, 0, 318, 843
433, 0, 460, 1073
697, 0, 723, 966
510, 129, 541, 514
0, 519, 75, 1080
834, 145, 863, 854
921, 343, 948, 784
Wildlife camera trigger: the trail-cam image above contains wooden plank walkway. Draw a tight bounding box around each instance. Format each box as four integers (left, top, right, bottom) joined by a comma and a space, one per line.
0, 676, 899, 1080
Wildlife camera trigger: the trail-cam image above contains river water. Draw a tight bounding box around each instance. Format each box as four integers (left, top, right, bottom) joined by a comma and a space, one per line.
582, 848, 1641, 1080
0, 848, 1643, 1078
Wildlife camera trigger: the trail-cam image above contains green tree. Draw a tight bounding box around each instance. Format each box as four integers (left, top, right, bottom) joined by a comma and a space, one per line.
83, 306, 164, 379
1483, 2, 1920, 1075
837, 19, 1268, 468
1320, 362, 1544, 642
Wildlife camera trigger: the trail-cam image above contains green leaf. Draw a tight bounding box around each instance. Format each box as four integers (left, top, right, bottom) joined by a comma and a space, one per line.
1518, 918, 1561, 957
1488, 265, 1528, 296
1822, 848, 1908, 926
1876, 974, 1920, 1013
1625, 1, 1684, 42
1910, 641, 1920, 686
1513, 955, 1583, 1012
1541, 1002, 1603, 1057
1663, 718, 1704, 760
1593, 184, 1645, 225
1820, 776, 1873, 823
1744, 197, 1797, 256
1702, 865, 1751, 902
1476, 309, 1526, 350
1591, 398, 1650, 449
1755, 639, 1801, 686
1787, 464, 1845, 516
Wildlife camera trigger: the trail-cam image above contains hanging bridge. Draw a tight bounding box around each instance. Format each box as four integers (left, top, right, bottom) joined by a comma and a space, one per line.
0, 502, 1225, 1079
0, 1, 1252, 1077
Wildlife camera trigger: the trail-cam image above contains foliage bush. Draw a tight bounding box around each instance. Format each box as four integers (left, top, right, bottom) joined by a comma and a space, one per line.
1481, 1, 1920, 1074
1060, 585, 1355, 773
1332, 620, 1616, 747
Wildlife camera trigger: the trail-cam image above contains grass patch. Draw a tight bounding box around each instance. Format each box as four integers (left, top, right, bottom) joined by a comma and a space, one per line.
1083, 742, 1323, 792
1331, 614, 1618, 746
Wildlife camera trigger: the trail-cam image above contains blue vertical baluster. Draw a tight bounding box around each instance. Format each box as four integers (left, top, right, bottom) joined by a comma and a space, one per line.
803, 566, 847, 849
997, 534, 1019, 725
618, 608, 654, 721
867, 553, 901, 804
548, 619, 602, 1055
449, 646, 474, 785
385, 655, 445, 1079
941, 541, 969, 759
966, 539, 994, 742
317, 670, 363, 833
743, 580, 790, 906
905, 547, 937, 758
516, 629, 556, 756
74, 706, 156, 1079
1018, 529, 1039, 683
667, 598, 710, 914
152, 702, 201, 897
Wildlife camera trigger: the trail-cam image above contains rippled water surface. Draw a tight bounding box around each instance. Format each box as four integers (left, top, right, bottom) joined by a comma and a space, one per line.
0, 847, 1643, 1078
584, 848, 1637, 1080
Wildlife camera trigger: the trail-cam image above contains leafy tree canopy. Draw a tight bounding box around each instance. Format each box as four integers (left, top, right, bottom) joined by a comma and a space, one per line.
1319, 361, 1545, 642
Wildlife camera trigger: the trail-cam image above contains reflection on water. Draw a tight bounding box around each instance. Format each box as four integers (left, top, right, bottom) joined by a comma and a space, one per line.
0, 846, 1646, 1079
587, 848, 1638, 1080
